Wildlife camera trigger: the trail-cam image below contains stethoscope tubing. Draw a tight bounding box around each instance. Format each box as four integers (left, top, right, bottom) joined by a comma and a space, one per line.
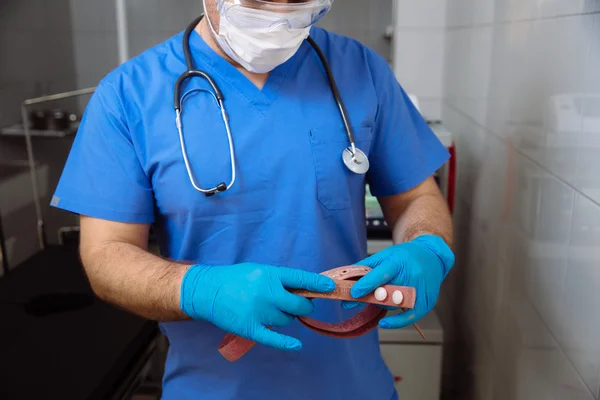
305, 35, 356, 147
175, 14, 364, 196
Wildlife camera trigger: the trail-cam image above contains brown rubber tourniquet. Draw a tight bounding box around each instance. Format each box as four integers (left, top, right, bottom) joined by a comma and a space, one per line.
217, 266, 424, 362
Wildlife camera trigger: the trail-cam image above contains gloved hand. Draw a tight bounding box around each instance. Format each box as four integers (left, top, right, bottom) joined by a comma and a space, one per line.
180, 263, 335, 351
343, 235, 454, 329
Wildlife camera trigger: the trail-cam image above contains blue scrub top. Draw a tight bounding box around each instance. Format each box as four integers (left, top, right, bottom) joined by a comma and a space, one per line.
52, 26, 449, 400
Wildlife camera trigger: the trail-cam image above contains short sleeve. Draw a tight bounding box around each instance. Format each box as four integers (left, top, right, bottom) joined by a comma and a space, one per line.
366, 51, 450, 197
51, 80, 155, 223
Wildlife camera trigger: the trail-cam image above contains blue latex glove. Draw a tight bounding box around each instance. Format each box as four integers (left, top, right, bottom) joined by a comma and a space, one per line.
343, 235, 454, 329
180, 263, 336, 351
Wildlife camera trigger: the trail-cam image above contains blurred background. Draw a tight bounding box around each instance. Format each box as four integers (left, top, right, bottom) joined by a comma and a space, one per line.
1, 1, 599, 399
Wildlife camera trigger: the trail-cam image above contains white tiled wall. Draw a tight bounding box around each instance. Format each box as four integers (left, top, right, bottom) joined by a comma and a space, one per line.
440, 1, 600, 398
393, 0, 447, 120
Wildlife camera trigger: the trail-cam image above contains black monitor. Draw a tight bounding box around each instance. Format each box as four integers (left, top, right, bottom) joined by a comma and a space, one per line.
365, 172, 443, 240
365, 184, 392, 239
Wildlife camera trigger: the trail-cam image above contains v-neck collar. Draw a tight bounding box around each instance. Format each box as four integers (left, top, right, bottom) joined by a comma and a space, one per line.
188, 29, 309, 117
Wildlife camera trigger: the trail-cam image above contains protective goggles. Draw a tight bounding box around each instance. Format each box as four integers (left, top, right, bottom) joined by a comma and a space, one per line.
216, 0, 334, 29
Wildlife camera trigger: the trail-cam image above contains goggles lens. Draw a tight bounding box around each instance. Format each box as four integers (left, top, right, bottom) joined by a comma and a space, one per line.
216, 0, 333, 29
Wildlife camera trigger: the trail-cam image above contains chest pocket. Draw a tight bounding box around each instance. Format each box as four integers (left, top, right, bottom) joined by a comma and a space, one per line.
309, 125, 373, 211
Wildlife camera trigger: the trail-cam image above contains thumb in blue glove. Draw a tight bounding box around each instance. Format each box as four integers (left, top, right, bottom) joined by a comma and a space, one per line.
342, 235, 454, 329
180, 263, 336, 351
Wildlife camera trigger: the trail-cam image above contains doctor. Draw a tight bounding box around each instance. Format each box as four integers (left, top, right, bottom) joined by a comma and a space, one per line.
52, 0, 454, 399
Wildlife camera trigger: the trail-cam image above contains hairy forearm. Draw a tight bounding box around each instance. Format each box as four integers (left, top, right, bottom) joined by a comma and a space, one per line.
81, 241, 192, 322
392, 193, 453, 248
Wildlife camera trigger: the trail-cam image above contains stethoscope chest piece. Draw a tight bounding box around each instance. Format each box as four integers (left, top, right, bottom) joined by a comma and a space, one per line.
343, 146, 370, 174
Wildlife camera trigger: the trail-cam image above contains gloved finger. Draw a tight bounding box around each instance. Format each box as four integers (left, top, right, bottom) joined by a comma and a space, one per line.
274, 289, 315, 317
279, 268, 336, 293
265, 310, 295, 327
379, 309, 423, 329
250, 325, 303, 352
350, 261, 401, 299
352, 252, 386, 268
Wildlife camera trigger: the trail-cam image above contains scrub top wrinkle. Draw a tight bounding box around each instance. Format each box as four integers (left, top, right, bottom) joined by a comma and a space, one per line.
52, 24, 450, 400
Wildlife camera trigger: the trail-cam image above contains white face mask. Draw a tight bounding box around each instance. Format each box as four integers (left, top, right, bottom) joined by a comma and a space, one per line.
204, 3, 312, 73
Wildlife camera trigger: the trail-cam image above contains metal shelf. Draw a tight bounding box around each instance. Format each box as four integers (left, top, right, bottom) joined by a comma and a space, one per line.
13, 87, 96, 249
1, 123, 79, 138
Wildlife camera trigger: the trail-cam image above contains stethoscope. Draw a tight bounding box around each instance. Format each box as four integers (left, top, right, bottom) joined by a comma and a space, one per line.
175, 15, 370, 197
